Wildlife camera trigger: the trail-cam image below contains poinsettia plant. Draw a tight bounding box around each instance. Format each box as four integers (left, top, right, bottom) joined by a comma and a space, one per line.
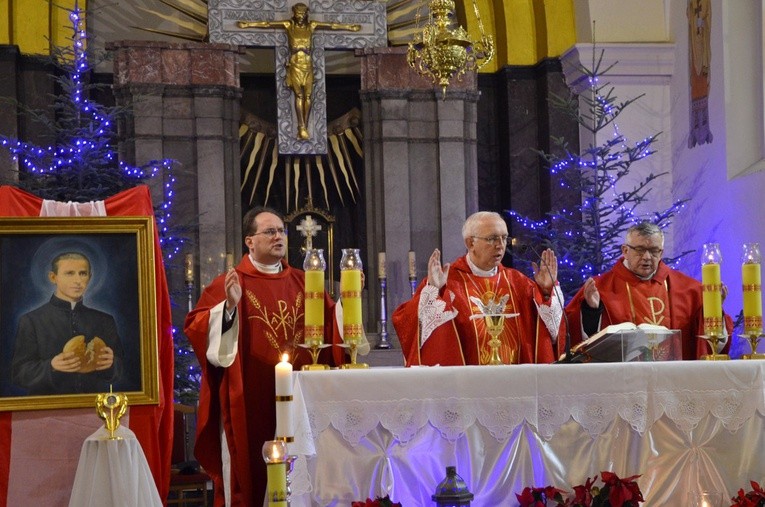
730, 480, 765, 506
516, 471, 644, 507
351, 495, 402, 507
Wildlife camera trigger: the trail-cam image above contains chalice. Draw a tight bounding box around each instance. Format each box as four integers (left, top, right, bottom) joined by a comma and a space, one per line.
484, 314, 506, 365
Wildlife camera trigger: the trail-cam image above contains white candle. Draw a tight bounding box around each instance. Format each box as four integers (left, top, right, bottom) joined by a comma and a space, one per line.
378, 251, 386, 279
275, 353, 292, 396
225, 252, 235, 271
408, 250, 416, 278
274, 354, 293, 440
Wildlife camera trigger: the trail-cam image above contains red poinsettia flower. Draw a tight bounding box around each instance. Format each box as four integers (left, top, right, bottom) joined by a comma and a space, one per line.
351, 496, 402, 507
572, 476, 596, 506
601, 471, 644, 506
731, 481, 765, 506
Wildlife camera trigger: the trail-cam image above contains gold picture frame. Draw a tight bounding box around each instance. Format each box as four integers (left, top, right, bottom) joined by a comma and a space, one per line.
0, 216, 158, 411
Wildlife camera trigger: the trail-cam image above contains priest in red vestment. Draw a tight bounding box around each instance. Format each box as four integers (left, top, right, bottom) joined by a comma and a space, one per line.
184, 206, 349, 507
392, 211, 564, 366
565, 222, 732, 360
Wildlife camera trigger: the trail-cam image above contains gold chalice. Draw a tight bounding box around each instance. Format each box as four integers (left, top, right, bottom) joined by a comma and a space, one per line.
484, 314, 506, 365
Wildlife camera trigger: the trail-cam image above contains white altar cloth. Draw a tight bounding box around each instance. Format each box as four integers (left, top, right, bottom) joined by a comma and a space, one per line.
288, 361, 765, 506
68, 426, 163, 507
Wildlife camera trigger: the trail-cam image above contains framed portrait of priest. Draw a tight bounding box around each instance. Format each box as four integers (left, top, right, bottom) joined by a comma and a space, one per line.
0, 216, 159, 411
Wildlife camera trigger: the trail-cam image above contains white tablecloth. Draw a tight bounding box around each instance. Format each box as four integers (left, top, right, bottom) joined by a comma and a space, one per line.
288, 361, 765, 506
69, 426, 162, 507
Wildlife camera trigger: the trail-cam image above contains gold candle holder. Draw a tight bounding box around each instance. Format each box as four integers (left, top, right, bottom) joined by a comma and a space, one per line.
298, 341, 332, 370
741, 333, 765, 360
699, 333, 730, 361
339, 336, 369, 369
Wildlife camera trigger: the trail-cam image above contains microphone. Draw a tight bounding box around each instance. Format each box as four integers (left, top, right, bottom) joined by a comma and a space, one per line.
507, 243, 574, 363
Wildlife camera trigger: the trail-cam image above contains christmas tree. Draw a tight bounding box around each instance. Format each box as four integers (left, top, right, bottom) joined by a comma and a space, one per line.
508, 48, 688, 299
0, 2, 201, 403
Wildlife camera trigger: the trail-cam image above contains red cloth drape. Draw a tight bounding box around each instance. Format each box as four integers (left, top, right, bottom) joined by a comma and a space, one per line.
0, 185, 174, 505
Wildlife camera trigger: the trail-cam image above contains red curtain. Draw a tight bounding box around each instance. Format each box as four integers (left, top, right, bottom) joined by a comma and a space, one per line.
0, 185, 174, 505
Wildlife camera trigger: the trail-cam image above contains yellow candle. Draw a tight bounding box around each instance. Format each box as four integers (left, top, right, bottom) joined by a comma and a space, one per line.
742, 262, 762, 333
408, 250, 416, 278
701, 263, 723, 335
266, 462, 288, 506
378, 251, 386, 279
225, 253, 234, 271
304, 270, 325, 344
341, 269, 363, 340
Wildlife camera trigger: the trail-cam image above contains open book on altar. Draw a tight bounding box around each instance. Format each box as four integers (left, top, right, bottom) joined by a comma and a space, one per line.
565, 322, 682, 363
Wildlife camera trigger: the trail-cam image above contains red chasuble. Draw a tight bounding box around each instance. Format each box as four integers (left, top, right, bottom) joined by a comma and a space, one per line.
565, 259, 733, 360
184, 256, 344, 507
392, 256, 561, 366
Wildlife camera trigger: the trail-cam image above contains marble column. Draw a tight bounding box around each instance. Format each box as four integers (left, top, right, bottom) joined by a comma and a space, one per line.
357, 47, 480, 351
107, 40, 243, 325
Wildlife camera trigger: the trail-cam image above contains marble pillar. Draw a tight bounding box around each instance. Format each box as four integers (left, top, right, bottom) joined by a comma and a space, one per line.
107, 40, 243, 325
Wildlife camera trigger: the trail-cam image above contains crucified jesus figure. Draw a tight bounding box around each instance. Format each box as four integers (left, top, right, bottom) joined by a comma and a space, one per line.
238, 3, 361, 140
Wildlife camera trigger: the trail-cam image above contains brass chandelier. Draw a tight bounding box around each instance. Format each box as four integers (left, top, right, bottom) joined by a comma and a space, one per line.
407, 0, 494, 98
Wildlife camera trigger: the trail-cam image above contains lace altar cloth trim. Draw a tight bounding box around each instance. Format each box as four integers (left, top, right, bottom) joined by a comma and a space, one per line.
294, 362, 765, 446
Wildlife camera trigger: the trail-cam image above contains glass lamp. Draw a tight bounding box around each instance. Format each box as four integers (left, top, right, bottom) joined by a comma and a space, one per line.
432, 466, 473, 506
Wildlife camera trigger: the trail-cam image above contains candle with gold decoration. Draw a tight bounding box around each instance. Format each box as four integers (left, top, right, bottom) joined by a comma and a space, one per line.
340, 248, 363, 342
303, 249, 326, 344
742, 243, 762, 334
701, 243, 723, 336
274, 354, 293, 442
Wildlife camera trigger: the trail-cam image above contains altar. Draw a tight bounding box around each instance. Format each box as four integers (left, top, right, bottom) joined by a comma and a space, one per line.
288, 361, 765, 506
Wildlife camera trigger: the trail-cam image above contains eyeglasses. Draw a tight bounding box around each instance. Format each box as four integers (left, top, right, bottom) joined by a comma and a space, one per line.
472, 234, 508, 247
251, 228, 287, 238
624, 244, 663, 258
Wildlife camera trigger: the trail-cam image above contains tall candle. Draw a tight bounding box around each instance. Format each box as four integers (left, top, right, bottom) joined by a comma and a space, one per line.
742, 242, 762, 334
378, 251, 386, 279
340, 269, 363, 341
274, 354, 293, 440
303, 249, 326, 344
304, 270, 325, 343
701, 262, 723, 335
408, 250, 416, 278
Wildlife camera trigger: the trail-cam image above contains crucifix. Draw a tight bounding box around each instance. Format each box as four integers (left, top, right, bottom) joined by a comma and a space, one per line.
208, 1, 387, 155
296, 214, 322, 251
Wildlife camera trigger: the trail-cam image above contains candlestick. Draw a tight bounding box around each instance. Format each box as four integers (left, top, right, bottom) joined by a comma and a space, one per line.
377, 276, 391, 349
275, 354, 293, 441
184, 253, 194, 283
339, 248, 368, 368
378, 251, 386, 279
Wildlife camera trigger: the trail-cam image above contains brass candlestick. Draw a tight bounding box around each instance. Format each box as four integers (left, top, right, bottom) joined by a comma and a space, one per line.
298, 341, 331, 370
699, 333, 730, 360
742, 332, 765, 359
339, 338, 369, 369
